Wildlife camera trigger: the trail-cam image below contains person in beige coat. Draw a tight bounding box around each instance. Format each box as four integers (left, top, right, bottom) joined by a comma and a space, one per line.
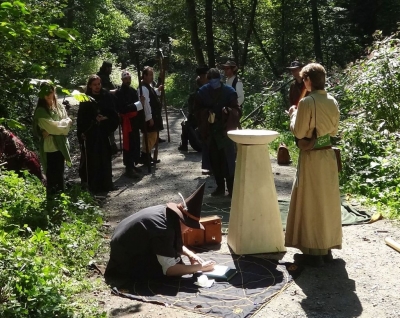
286, 63, 342, 267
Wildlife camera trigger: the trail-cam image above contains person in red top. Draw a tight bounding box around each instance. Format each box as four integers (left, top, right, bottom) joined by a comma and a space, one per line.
115, 70, 145, 179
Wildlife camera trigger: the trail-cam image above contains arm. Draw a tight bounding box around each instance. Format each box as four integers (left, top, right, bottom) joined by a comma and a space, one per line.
290, 98, 312, 139
37, 117, 72, 136
235, 80, 244, 106
138, 86, 152, 121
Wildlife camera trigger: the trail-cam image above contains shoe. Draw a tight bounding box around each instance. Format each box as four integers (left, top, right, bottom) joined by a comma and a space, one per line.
133, 166, 142, 173
201, 170, 212, 175
125, 168, 140, 179
158, 137, 166, 143
108, 185, 120, 191
139, 152, 151, 166
323, 250, 333, 263
294, 253, 324, 267
211, 187, 225, 196
178, 145, 188, 151
151, 157, 161, 164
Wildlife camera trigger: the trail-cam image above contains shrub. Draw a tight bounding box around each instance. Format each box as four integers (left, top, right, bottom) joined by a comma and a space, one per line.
0, 171, 106, 317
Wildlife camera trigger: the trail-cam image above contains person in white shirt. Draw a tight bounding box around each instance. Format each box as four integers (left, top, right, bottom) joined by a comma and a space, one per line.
138, 66, 164, 165
222, 61, 244, 107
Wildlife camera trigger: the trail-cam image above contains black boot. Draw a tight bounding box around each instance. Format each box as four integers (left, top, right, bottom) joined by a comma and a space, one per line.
125, 167, 140, 179
139, 152, 151, 166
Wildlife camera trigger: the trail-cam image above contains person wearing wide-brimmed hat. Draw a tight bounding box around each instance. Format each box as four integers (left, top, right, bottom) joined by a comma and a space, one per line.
287, 60, 308, 107
222, 61, 244, 107
104, 183, 216, 288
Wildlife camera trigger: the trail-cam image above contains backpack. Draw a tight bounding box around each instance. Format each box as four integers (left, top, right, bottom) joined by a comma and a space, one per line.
277, 143, 291, 165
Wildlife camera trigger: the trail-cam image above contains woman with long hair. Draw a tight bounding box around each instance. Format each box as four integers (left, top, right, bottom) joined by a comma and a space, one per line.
33, 83, 72, 197
285, 63, 342, 267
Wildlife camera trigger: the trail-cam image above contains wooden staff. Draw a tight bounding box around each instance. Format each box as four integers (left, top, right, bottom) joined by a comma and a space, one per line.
158, 48, 170, 142
136, 55, 152, 173
385, 237, 400, 253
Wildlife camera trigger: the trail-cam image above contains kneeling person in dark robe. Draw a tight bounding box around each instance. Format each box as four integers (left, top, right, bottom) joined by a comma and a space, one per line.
104, 183, 215, 288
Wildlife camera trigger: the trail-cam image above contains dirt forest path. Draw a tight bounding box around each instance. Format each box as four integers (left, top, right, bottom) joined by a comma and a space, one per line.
63, 97, 400, 318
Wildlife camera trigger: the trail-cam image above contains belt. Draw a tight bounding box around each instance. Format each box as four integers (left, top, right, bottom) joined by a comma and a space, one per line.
311, 146, 332, 151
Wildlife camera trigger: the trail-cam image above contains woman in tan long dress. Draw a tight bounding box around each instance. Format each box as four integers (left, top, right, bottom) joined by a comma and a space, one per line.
286, 63, 342, 267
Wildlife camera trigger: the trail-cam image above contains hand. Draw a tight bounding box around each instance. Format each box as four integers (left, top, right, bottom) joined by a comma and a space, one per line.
188, 254, 205, 265
140, 95, 146, 105
157, 85, 164, 91
148, 118, 154, 127
200, 260, 216, 272
288, 105, 297, 116
42, 130, 49, 138
222, 107, 229, 114
96, 114, 108, 122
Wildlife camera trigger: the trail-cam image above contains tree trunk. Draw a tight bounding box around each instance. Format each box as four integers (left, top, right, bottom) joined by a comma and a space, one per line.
205, 0, 215, 67
280, 0, 285, 66
241, 0, 258, 70
227, 0, 240, 64
186, 0, 205, 65
310, 0, 323, 64
252, 26, 280, 79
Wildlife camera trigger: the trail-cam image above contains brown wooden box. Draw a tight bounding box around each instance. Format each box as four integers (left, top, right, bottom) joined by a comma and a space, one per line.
183, 215, 222, 246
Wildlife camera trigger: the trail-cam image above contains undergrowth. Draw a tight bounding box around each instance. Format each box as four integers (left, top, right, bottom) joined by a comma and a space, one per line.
0, 170, 107, 317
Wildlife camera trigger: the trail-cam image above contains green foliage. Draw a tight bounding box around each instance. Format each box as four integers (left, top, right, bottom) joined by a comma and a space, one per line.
165, 72, 195, 109
334, 30, 400, 218
338, 117, 400, 217
0, 171, 106, 317
339, 31, 400, 132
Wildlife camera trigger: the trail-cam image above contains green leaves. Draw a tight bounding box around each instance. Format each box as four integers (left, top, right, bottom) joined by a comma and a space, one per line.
0, 172, 106, 317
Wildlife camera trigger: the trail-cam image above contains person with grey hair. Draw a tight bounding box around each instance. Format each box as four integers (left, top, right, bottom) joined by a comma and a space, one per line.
194, 68, 241, 197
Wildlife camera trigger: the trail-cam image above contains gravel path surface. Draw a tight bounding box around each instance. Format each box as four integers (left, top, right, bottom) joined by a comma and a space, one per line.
64, 98, 400, 318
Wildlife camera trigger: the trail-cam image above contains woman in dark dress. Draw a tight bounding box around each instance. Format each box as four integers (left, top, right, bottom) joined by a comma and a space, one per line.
77, 75, 119, 194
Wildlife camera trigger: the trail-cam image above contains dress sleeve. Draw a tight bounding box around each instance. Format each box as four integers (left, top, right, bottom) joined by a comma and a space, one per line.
235, 80, 244, 106
138, 86, 152, 121
290, 98, 313, 139
37, 118, 72, 136
156, 255, 181, 275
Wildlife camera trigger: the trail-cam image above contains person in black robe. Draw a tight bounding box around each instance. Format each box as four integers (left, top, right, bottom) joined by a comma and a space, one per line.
115, 70, 145, 179
77, 74, 119, 194
104, 183, 215, 288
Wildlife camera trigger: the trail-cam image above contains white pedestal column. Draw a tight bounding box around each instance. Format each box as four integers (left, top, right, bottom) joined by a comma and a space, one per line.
227, 130, 286, 254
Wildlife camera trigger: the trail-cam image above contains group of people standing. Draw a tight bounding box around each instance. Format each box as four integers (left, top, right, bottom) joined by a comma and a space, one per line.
32, 61, 166, 196
179, 61, 245, 197
27, 58, 342, 273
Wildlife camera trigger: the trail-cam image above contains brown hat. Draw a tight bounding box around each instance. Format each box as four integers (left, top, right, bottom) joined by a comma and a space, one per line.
222, 60, 238, 71
166, 183, 206, 230
286, 61, 303, 69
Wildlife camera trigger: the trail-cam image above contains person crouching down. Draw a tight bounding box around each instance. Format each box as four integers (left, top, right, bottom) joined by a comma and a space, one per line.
104, 183, 215, 288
